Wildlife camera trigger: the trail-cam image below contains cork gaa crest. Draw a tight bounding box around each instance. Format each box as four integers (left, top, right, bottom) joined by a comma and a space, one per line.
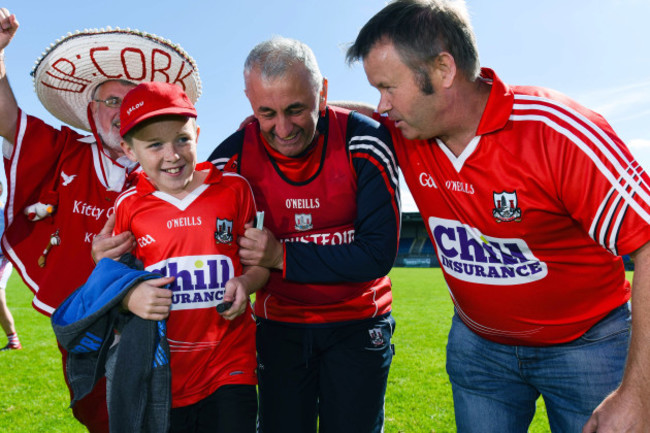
492, 191, 522, 223
215, 218, 233, 244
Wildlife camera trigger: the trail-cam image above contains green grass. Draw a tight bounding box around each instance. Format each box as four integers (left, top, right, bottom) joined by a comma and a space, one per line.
3, 269, 632, 432
384, 268, 549, 433
0, 273, 85, 432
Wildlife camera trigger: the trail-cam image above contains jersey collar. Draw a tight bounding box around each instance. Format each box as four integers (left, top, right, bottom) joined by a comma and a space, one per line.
475, 68, 514, 136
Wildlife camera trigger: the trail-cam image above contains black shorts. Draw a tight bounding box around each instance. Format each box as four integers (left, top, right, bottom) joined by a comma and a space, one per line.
170, 384, 257, 433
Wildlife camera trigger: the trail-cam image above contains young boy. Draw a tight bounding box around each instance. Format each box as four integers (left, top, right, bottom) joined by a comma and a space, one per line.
114, 81, 267, 433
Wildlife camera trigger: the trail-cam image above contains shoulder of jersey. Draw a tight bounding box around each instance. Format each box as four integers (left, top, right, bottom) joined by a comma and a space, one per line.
348, 120, 399, 182
220, 171, 256, 199
114, 186, 139, 209
222, 171, 252, 186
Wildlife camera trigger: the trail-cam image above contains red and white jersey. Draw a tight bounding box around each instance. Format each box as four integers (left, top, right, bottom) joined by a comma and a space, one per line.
382, 68, 650, 346
114, 162, 257, 407
2, 111, 134, 315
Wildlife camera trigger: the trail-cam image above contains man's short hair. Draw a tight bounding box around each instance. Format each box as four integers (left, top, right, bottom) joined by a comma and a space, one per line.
346, 0, 481, 87
244, 36, 323, 93
91, 79, 135, 101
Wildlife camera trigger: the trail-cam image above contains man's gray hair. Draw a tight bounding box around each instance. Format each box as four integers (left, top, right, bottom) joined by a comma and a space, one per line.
90, 79, 135, 100
244, 36, 323, 92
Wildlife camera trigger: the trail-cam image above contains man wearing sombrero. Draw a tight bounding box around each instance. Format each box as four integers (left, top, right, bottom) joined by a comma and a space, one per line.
0, 8, 200, 432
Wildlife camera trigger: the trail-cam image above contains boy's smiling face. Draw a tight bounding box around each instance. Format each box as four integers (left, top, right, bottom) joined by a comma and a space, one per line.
122, 116, 200, 198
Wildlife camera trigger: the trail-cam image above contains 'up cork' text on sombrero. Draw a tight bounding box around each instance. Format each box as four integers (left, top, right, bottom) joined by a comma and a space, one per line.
30, 27, 202, 132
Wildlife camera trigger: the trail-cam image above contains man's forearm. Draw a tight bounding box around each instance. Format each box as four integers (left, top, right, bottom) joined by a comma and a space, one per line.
621, 242, 650, 395
329, 100, 376, 117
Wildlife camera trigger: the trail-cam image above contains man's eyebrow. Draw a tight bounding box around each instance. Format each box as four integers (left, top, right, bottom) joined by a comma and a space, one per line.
285, 102, 307, 111
257, 102, 306, 113
96, 94, 120, 101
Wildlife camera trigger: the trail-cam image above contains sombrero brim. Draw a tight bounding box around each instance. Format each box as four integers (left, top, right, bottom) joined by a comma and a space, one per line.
31, 27, 202, 132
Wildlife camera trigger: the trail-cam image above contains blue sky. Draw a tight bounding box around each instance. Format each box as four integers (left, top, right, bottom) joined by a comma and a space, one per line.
2, 0, 650, 211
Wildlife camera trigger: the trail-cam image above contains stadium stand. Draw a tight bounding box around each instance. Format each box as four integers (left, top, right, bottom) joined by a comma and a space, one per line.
398, 237, 414, 255
420, 238, 435, 255
396, 212, 439, 267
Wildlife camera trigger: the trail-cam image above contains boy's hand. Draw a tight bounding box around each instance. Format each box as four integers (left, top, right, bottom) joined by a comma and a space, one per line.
122, 276, 174, 320
219, 276, 249, 320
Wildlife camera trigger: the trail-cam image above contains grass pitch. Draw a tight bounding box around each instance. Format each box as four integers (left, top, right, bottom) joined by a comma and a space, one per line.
0, 267, 590, 432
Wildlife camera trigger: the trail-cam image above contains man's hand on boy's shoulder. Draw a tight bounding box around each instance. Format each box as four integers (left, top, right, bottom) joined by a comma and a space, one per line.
92, 214, 136, 263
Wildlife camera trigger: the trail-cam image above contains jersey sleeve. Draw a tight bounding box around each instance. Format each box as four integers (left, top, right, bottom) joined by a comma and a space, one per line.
233, 174, 257, 235
113, 190, 134, 237
283, 112, 401, 283
545, 103, 650, 257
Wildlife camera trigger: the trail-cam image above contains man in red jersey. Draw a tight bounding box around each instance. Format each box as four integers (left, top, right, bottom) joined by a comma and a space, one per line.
0, 8, 200, 432
346, 1, 650, 432
209, 36, 400, 433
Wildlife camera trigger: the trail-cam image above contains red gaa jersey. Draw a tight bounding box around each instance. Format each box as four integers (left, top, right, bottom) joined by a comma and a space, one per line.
2, 111, 133, 315
114, 162, 257, 407
381, 68, 650, 345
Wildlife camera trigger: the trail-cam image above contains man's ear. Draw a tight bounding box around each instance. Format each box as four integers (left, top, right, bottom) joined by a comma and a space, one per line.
433, 52, 457, 89
120, 140, 138, 162
88, 100, 98, 117
319, 77, 328, 112
196, 125, 201, 142
243, 87, 256, 118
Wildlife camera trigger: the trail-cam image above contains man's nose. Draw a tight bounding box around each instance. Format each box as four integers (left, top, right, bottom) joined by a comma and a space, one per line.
274, 114, 294, 138
377, 94, 392, 115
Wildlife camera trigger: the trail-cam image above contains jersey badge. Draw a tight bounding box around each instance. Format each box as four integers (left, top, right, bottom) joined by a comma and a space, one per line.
215, 218, 233, 244
61, 171, 77, 186
492, 191, 522, 223
294, 213, 313, 231
368, 327, 385, 347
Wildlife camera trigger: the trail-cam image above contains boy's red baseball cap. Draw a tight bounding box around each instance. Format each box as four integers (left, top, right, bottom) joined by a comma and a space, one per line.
120, 81, 197, 136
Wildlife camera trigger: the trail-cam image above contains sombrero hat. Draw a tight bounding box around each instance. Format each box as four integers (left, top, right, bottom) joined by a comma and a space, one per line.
31, 27, 201, 132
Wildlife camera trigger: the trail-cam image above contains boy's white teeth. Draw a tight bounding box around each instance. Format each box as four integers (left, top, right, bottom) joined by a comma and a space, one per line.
166, 168, 181, 174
